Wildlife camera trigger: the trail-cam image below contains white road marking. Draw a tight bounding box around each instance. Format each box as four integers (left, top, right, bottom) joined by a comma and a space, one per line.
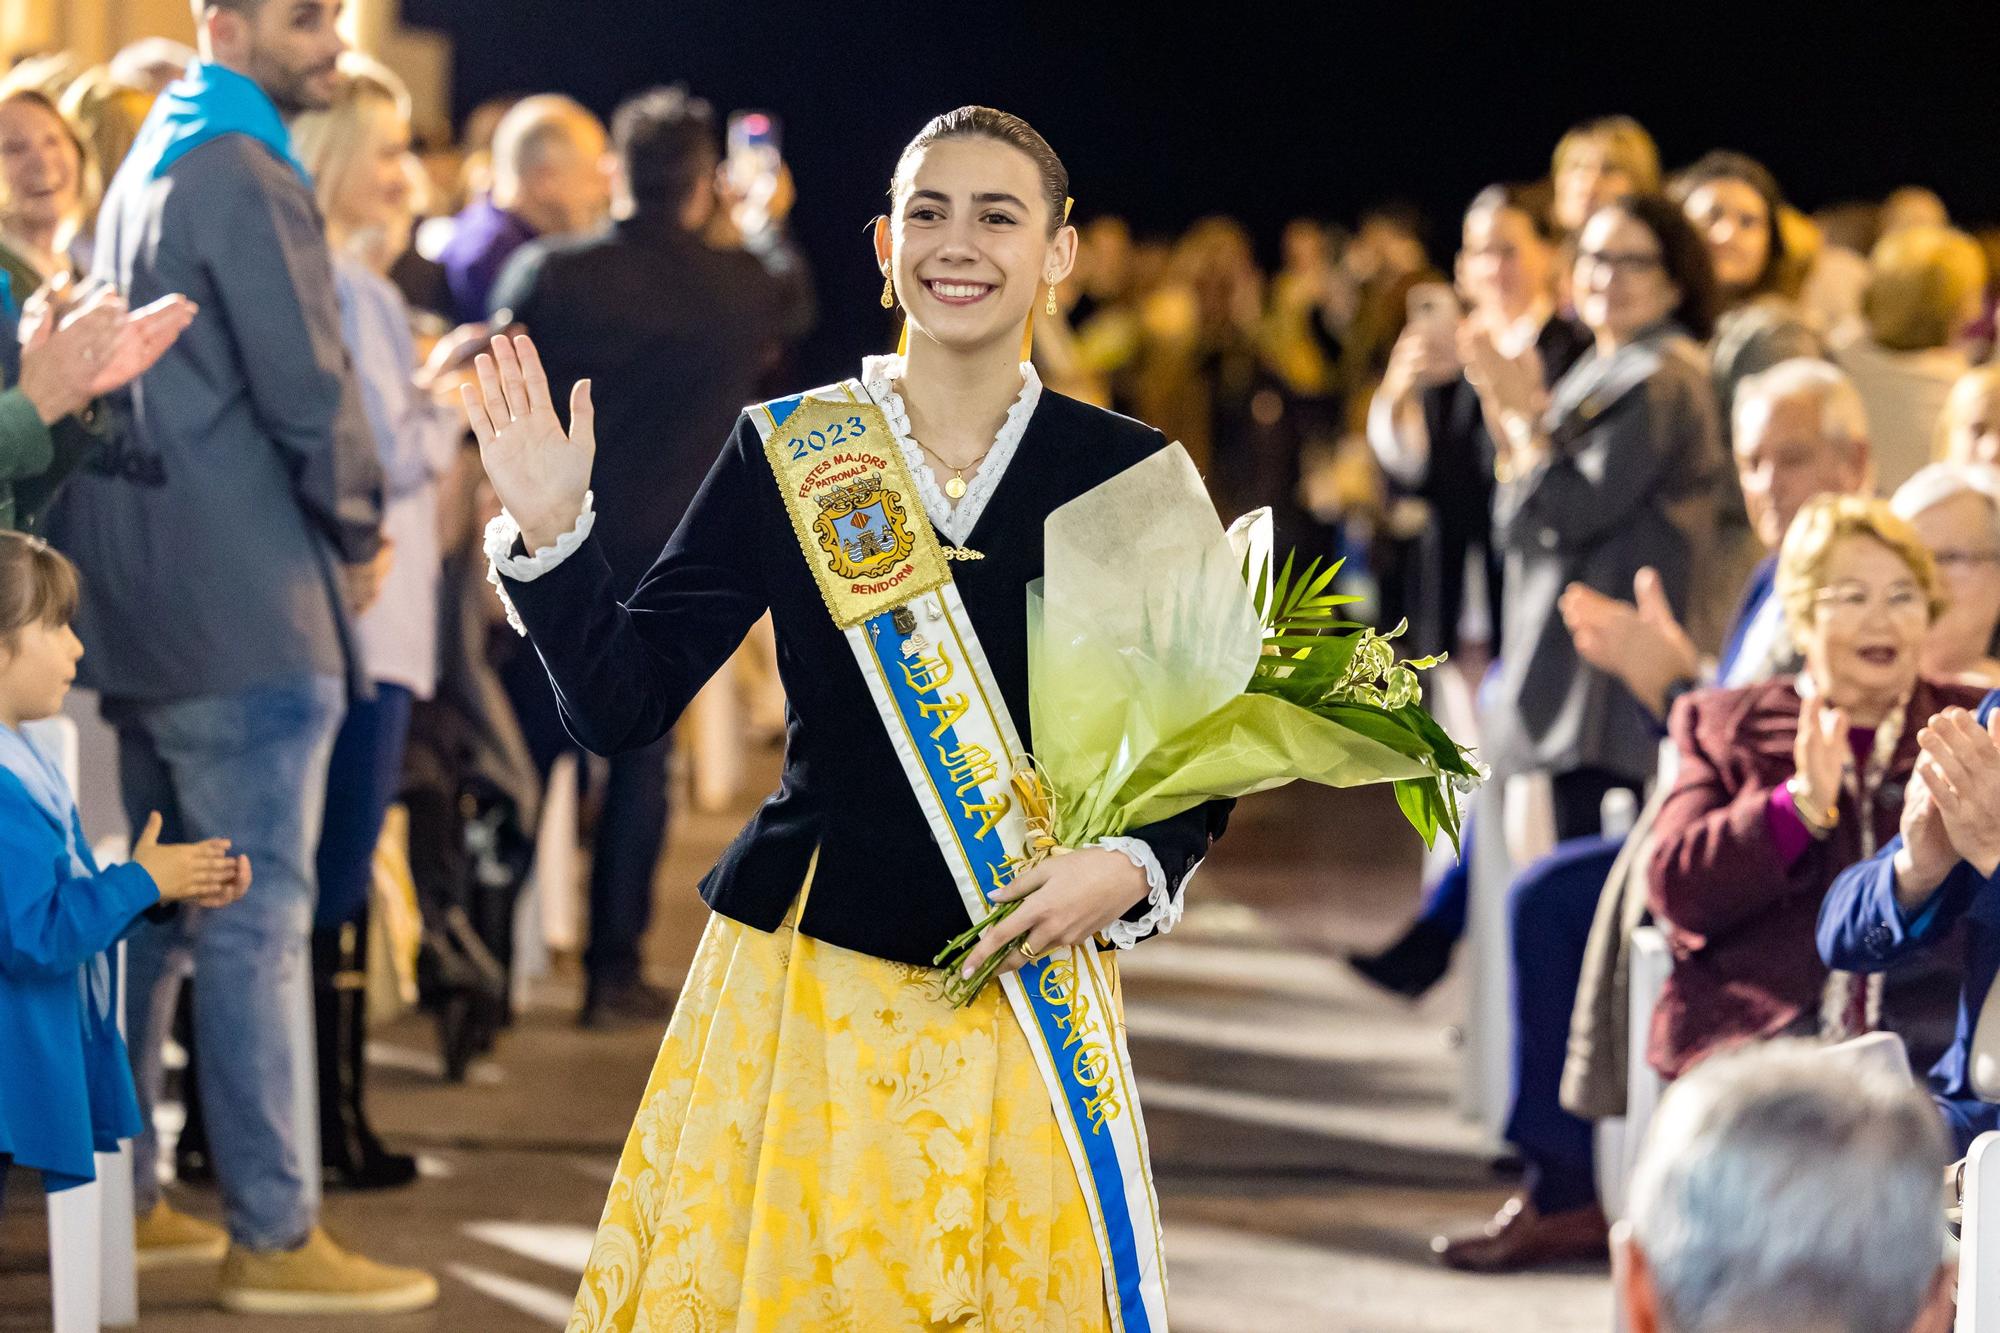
446, 1263, 573, 1326
367, 1040, 506, 1085
464, 1219, 596, 1273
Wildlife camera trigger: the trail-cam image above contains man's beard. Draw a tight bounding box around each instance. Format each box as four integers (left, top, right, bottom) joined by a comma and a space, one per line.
251, 53, 336, 115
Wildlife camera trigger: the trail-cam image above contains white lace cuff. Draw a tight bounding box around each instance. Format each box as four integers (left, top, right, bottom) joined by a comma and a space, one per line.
483, 492, 596, 636
1096, 836, 1189, 949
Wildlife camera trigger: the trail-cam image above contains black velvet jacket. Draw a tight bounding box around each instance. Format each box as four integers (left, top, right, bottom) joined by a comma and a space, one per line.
501, 387, 1233, 967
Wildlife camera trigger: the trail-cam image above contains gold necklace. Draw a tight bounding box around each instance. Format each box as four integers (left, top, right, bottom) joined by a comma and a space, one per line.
920, 440, 996, 501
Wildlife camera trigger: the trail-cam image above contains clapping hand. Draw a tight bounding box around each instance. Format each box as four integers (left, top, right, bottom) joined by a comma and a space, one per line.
87, 294, 197, 397
131, 812, 252, 910
460, 335, 594, 552
1892, 768, 1958, 908
17, 275, 122, 425
1792, 695, 1852, 824
1559, 567, 1699, 718
1915, 708, 2000, 877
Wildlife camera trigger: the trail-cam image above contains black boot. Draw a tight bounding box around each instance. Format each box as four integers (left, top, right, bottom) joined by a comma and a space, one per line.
1349, 917, 1457, 1000
313, 921, 419, 1190
172, 987, 214, 1187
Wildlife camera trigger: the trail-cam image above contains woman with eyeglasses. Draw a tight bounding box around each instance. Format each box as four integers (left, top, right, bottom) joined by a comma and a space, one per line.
1894, 463, 2000, 687
1646, 496, 1985, 1082
1462, 195, 1724, 838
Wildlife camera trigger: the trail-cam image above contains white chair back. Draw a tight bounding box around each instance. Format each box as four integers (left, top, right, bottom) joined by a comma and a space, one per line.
1960, 1131, 2000, 1331
38, 715, 138, 1331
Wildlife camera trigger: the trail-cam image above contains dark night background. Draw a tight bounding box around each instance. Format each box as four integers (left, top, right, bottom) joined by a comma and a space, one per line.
401, 0, 2000, 381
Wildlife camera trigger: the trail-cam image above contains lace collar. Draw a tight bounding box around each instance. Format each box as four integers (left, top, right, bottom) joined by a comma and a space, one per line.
858, 354, 1043, 546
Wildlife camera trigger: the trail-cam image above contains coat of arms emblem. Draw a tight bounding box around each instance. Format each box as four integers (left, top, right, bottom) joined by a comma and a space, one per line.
813, 473, 917, 581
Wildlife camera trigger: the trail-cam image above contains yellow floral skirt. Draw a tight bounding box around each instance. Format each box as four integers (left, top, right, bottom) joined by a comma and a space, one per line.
565, 898, 1114, 1333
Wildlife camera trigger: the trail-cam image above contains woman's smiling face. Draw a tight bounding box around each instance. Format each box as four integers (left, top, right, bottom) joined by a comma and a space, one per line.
880, 135, 1073, 356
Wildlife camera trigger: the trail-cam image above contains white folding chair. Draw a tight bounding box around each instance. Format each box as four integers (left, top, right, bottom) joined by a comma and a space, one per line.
38, 714, 139, 1331
1959, 1131, 2000, 1332
1617, 925, 1674, 1209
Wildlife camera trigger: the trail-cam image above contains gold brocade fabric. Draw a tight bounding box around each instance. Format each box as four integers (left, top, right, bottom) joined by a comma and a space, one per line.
565, 901, 1115, 1333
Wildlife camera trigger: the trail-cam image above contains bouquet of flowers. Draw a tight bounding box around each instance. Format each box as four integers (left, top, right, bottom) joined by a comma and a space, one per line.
937, 444, 1482, 1003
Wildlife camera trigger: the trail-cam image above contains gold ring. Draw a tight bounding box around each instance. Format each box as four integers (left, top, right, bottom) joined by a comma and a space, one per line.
1017, 940, 1040, 960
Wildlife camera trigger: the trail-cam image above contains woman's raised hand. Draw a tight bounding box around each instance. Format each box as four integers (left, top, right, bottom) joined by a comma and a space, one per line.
1792, 695, 1851, 820
460, 334, 595, 551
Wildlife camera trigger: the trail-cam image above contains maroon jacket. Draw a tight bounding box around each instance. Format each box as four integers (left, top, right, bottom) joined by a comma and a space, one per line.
1645, 675, 1985, 1079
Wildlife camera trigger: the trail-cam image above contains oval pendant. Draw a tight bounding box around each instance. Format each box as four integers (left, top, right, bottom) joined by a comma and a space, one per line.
945, 475, 968, 500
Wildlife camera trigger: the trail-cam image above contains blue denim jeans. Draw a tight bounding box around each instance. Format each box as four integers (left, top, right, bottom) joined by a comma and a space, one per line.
107, 676, 345, 1250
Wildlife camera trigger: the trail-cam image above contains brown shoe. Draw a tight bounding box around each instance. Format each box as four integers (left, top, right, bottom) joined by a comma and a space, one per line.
1432, 1192, 1610, 1272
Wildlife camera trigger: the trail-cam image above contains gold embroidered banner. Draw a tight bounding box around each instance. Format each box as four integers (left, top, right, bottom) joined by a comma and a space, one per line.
759, 393, 950, 628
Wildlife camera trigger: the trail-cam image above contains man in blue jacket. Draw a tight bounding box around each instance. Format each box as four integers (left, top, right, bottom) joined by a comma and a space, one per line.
1819, 692, 2000, 1154
45, 0, 433, 1315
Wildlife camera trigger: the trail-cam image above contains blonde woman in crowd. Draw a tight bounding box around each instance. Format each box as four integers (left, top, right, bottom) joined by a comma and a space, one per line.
1646, 496, 1984, 1082
1893, 463, 2000, 688
1937, 363, 2000, 467
291, 56, 468, 1191
1831, 224, 1986, 490
1550, 116, 1661, 237
0, 88, 90, 295
1549, 116, 1660, 313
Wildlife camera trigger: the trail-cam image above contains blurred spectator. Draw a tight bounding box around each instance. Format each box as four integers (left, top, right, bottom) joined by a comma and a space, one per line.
1672, 152, 1821, 441
1831, 224, 1986, 491
108, 38, 197, 95
1674, 151, 1826, 648
1430, 360, 1876, 1275
488, 83, 812, 1026
292, 55, 469, 1190
1819, 685, 2000, 1157
1893, 463, 2000, 687
1057, 214, 1144, 411
1881, 185, 1950, 235
1467, 196, 1721, 838
1800, 200, 1880, 334
1647, 496, 1983, 1083
438, 93, 608, 324
1333, 202, 1438, 414
1616, 1040, 1955, 1333
1369, 184, 1588, 661
1773, 204, 1821, 301
1937, 364, 2000, 468
45, 0, 433, 1312
1133, 216, 1266, 475
1551, 115, 1661, 238
1564, 359, 1873, 718
60, 68, 154, 234
0, 89, 90, 294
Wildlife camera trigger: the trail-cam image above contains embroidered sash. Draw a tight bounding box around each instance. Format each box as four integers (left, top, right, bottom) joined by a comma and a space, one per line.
750, 380, 1170, 1332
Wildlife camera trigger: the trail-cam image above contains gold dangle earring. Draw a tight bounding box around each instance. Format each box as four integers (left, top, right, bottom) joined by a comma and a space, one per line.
880, 273, 895, 309
1045, 279, 1059, 317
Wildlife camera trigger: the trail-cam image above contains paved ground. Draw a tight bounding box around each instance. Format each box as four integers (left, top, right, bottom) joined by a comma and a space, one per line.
0, 755, 1610, 1332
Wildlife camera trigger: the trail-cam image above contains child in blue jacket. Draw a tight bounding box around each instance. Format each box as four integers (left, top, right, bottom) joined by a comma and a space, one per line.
0, 532, 248, 1194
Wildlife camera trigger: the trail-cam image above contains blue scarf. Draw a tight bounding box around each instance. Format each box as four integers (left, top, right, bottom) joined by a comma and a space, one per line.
123, 59, 310, 186
0, 721, 111, 1022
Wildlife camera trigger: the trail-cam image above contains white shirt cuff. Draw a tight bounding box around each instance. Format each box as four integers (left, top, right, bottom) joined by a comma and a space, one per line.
1096, 835, 1193, 948
483, 492, 596, 636
1366, 389, 1429, 487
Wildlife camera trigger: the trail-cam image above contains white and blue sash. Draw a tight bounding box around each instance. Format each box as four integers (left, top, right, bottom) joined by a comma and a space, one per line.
751, 381, 1170, 1332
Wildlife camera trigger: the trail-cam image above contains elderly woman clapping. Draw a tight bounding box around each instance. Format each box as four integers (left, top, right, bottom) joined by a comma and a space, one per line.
1645, 495, 1986, 1081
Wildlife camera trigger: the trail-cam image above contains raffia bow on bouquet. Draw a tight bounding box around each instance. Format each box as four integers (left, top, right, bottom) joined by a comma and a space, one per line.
936, 444, 1483, 1002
